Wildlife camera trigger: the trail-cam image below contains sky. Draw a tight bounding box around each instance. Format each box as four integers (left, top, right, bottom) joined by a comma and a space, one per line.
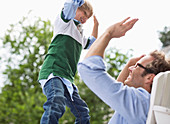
0, 0, 170, 88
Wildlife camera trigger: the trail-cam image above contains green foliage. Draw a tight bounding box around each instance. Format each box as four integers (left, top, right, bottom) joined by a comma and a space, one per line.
159, 26, 170, 47
105, 48, 133, 78
0, 13, 132, 124
0, 13, 52, 123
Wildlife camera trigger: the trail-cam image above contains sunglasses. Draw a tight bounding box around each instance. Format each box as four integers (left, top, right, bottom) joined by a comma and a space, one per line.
137, 63, 154, 73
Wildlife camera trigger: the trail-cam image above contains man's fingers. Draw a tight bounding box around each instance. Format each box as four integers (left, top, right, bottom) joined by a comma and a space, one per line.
120, 17, 131, 25
124, 18, 138, 31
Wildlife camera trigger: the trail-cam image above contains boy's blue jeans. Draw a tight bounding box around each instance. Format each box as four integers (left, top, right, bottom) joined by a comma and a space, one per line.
40, 77, 90, 124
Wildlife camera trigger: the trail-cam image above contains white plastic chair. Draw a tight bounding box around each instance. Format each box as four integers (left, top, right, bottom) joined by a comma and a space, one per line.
146, 71, 170, 124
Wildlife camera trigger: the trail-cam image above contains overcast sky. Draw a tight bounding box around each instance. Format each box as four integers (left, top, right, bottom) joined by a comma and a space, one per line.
0, 0, 170, 88
1, 0, 170, 54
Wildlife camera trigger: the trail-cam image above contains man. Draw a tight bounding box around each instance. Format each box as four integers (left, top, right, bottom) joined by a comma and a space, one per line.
78, 17, 170, 124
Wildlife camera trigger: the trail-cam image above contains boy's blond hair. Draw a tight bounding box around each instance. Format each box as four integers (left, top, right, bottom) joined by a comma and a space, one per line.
78, 0, 93, 18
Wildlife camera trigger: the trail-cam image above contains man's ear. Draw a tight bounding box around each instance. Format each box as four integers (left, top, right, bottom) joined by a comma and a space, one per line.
146, 73, 156, 84
144, 74, 156, 93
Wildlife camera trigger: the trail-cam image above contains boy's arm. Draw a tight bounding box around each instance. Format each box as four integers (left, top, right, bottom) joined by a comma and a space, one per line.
62, 0, 84, 20
85, 15, 99, 49
91, 15, 99, 39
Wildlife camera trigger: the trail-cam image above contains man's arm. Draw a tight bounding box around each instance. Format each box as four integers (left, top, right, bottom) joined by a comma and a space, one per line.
78, 18, 152, 122
117, 55, 145, 83
84, 17, 138, 59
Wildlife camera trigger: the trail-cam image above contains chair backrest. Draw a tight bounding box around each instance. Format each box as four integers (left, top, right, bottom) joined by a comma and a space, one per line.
146, 71, 170, 124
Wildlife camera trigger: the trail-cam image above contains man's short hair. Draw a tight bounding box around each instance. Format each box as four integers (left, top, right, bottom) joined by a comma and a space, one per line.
142, 50, 170, 76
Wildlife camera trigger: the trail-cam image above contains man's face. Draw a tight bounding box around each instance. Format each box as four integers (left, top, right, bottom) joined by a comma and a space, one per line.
75, 9, 91, 24
124, 55, 154, 88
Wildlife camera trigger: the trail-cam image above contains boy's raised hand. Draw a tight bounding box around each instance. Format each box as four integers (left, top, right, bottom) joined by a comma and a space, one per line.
93, 15, 99, 27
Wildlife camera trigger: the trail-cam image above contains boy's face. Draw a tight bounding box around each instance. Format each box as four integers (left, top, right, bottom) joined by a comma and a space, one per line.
75, 9, 91, 24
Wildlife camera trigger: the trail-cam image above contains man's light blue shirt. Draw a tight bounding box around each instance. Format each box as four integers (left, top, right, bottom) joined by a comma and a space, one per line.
78, 56, 151, 124
39, 0, 96, 100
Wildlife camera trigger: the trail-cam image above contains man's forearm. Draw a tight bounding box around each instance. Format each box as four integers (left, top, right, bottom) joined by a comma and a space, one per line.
117, 54, 145, 83
117, 64, 130, 83
85, 32, 112, 59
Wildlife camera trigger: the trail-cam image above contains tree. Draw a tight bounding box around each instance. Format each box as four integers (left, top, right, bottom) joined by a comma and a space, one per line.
105, 48, 133, 78
0, 13, 52, 123
159, 26, 170, 47
0, 13, 132, 123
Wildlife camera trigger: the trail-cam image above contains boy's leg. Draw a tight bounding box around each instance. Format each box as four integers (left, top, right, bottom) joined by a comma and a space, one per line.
65, 84, 90, 124
40, 78, 66, 124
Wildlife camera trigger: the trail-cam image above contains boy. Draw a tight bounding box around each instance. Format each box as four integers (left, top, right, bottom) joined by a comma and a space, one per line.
38, 0, 99, 123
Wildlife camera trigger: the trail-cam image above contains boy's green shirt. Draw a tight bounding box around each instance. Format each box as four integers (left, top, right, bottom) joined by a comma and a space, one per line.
38, 12, 90, 83
38, 34, 82, 83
